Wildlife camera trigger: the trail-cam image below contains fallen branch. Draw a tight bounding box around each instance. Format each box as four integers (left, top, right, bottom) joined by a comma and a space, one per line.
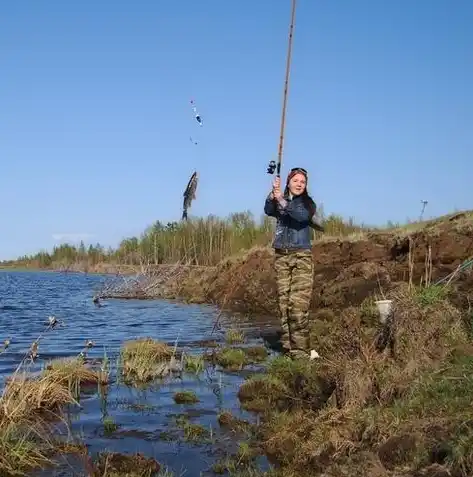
95, 261, 213, 300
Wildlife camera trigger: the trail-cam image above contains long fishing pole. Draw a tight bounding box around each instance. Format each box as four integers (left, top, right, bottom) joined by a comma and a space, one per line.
267, 0, 298, 177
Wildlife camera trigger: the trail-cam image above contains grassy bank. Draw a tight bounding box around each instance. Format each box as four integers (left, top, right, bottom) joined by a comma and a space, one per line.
233, 281, 473, 476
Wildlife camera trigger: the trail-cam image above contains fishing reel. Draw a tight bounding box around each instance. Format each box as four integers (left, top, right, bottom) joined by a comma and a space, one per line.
266, 160, 277, 175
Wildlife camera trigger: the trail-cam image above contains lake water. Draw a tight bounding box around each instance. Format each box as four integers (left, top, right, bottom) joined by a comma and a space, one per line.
0, 270, 279, 476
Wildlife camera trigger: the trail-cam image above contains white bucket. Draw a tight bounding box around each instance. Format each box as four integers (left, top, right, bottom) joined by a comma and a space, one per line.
375, 299, 393, 324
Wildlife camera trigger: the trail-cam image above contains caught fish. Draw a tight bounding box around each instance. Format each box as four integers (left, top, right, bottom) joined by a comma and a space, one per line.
182, 171, 198, 220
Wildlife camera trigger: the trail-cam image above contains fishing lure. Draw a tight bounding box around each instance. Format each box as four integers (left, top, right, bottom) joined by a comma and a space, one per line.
190, 99, 203, 127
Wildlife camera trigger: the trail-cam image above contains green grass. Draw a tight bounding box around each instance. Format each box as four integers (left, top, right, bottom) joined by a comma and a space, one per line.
225, 329, 246, 345
413, 284, 449, 307
183, 354, 205, 374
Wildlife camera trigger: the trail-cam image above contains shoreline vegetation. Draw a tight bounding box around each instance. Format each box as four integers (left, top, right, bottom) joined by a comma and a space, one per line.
0, 210, 430, 273
1, 209, 473, 476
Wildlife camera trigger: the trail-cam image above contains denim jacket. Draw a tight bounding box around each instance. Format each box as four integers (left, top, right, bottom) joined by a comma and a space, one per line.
264, 193, 321, 250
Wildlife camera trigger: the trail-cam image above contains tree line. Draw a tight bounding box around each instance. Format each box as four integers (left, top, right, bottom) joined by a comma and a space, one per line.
1, 209, 368, 269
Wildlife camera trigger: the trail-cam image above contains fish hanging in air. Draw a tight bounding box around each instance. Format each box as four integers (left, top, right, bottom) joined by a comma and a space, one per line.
182, 171, 198, 220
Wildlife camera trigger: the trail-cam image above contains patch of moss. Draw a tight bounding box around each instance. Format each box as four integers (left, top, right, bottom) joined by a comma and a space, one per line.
90, 451, 161, 476
216, 348, 247, 370
217, 411, 253, 435
206, 345, 269, 371
244, 346, 269, 362
173, 391, 199, 404
174, 415, 212, 444
103, 416, 119, 435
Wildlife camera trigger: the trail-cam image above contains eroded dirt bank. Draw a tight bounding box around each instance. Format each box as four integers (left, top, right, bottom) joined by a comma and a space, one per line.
164, 212, 473, 313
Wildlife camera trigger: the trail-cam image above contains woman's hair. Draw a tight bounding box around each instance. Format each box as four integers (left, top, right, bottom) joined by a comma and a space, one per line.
301, 191, 317, 217
284, 167, 317, 217
284, 187, 317, 217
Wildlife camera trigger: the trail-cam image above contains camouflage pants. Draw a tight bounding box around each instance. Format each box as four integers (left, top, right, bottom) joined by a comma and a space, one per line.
274, 249, 314, 353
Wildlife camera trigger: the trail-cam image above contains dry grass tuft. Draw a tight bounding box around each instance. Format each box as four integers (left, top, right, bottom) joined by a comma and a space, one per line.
0, 370, 80, 475
1, 371, 78, 420
0, 418, 55, 475
45, 357, 108, 389
120, 338, 173, 383
262, 408, 357, 471
225, 328, 246, 344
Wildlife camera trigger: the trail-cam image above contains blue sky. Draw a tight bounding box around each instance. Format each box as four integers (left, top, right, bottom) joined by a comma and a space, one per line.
1, 0, 472, 259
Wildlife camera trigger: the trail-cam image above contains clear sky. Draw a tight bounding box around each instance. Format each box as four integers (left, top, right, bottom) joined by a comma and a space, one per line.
1, 0, 472, 259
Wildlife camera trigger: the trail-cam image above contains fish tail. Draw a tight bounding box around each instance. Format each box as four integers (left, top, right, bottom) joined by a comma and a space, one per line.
182, 209, 188, 221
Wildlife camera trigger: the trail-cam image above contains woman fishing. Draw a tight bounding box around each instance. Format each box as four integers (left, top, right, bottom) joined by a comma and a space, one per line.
264, 167, 323, 359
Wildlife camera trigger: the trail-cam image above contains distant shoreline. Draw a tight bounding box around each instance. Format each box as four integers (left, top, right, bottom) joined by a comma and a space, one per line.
0, 264, 123, 275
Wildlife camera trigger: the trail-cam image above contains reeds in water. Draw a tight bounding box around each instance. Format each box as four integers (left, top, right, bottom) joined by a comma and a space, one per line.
0, 319, 112, 475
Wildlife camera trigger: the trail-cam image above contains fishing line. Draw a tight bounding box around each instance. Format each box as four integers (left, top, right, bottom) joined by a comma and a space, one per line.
188, 101, 207, 170
182, 98, 205, 221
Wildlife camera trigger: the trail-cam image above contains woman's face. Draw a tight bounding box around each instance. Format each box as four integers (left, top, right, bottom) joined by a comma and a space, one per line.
288, 172, 307, 196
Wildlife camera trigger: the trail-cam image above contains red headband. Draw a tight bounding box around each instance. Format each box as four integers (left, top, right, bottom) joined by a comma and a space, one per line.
286, 168, 308, 184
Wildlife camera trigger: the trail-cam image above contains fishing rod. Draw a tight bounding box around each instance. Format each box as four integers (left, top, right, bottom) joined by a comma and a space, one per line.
267, 0, 297, 177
